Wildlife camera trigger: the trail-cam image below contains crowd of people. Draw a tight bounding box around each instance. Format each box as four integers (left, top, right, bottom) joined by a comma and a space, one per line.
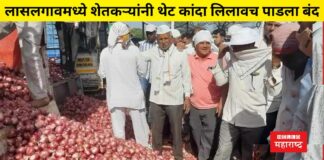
98, 21, 323, 160
0, 21, 322, 160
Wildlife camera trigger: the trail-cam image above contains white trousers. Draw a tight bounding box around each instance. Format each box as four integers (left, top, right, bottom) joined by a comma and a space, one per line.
110, 107, 150, 147
16, 22, 48, 100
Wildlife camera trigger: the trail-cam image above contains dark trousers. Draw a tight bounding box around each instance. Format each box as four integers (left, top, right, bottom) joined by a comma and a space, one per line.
62, 23, 79, 72
256, 111, 278, 160
189, 107, 217, 160
150, 102, 183, 160
259, 111, 278, 144
214, 121, 265, 160
139, 78, 151, 125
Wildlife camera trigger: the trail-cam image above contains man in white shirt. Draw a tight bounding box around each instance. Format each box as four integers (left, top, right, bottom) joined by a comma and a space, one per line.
210, 25, 282, 160
172, 29, 185, 51
141, 25, 192, 160
98, 22, 149, 147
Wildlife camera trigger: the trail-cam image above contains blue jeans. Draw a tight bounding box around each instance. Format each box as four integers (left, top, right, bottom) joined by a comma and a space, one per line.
139, 77, 149, 94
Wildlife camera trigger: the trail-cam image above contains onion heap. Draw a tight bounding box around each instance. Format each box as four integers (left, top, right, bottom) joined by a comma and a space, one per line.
0, 63, 196, 159
0, 64, 31, 101
48, 58, 64, 83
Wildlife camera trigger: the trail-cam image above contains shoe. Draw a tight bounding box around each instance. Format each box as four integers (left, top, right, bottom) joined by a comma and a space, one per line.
31, 96, 50, 108
38, 100, 61, 116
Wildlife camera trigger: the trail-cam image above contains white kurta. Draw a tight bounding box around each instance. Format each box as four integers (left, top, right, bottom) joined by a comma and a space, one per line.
303, 22, 324, 160
98, 44, 146, 110
98, 43, 149, 147
210, 47, 283, 128
141, 44, 192, 105
284, 22, 323, 160
312, 22, 323, 85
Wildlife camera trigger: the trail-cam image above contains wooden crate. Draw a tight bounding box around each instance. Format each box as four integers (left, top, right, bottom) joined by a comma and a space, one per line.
52, 75, 83, 106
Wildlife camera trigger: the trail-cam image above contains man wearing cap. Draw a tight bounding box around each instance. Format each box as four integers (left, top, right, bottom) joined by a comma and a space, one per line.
139, 23, 157, 52
98, 22, 149, 147
139, 23, 158, 122
210, 25, 283, 160
171, 29, 185, 51
188, 30, 221, 160
141, 25, 192, 160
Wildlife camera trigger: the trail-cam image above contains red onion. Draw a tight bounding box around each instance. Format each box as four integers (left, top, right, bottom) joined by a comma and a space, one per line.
25, 147, 34, 155
29, 153, 40, 160
49, 142, 58, 150
39, 150, 50, 159
90, 146, 99, 154
1, 93, 196, 159
55, 149, 65, 157
47, 134, 56, 142
48, 58, 68, 83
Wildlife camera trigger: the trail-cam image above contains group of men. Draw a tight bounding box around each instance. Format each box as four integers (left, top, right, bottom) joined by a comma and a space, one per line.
0, 20, 321, 160
98, 21, 323, 160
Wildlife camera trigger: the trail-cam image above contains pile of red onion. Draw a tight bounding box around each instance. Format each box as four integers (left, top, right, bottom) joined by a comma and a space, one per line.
0, 64, 31, 101
60, 96, 135, 139
60, 96, 196, 159
4, 113, 164, 160
0, 63, 196, 159
0, 97, 160, 159
1, 95, 196, 159
48, 58, 65, 83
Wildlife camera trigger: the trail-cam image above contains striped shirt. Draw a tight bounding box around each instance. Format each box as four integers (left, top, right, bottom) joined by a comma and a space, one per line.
139, 40, 157, 52
139, 40, 158, 79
